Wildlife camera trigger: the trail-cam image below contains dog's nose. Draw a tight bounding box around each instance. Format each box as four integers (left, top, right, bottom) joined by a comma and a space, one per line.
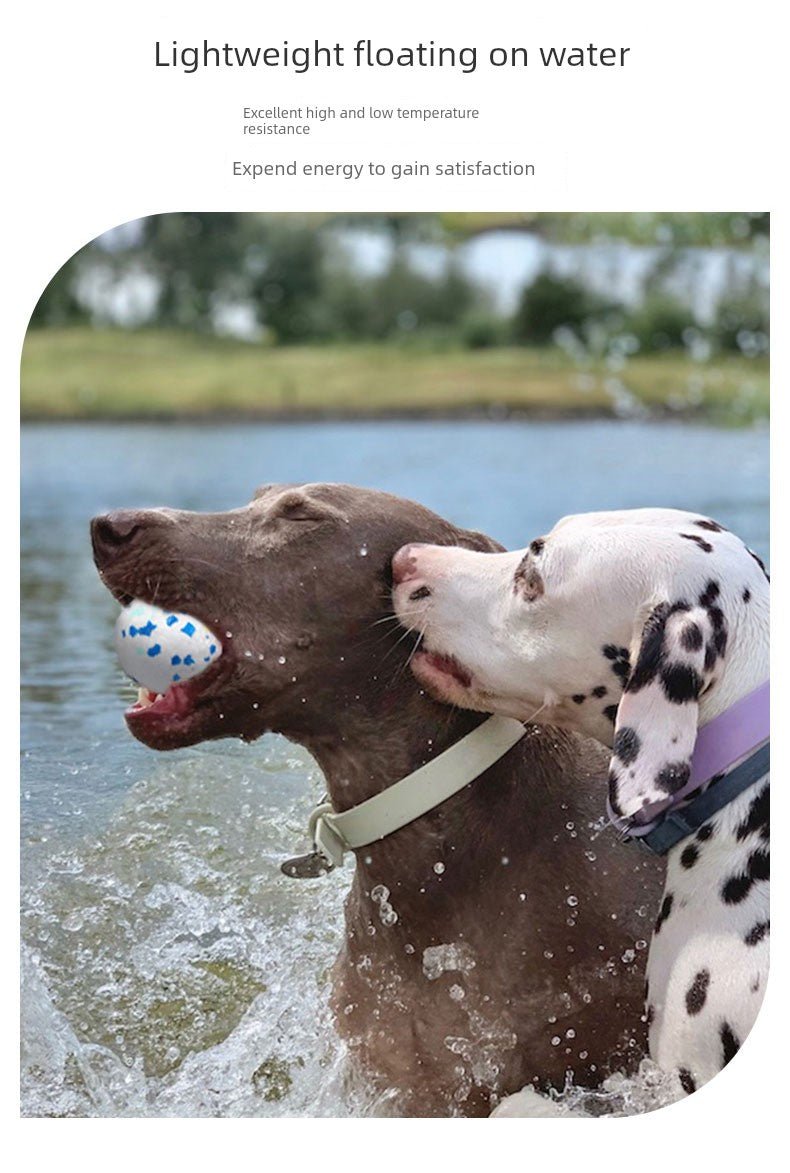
392, 544, 423, 585
90, 510, 144, 566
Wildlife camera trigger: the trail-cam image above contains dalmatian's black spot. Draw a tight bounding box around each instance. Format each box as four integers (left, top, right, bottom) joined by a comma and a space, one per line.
720, 1022, 740, 1067
704, 643, 718, 673
661, 664, 703, 703
712, 626, 728, 658
680, 622, 704, 652
613, 726, 641, 765
591, 685, 607, 698
747, 547, 769, 580
655, 892, 674, 934
751, 977, 761, 994
655, 761, 691, 794
744, 920, 769, 947
680, 844, 699, 869
602, 645, 619, 660
678, 1069, 697, 1095
735, 784, 769, 843
749, 848, 770, 882
572, 694, 586, 705
514, 554, 544, 602
721, 848, 770, 904
603, 704, 618, 725
699, 581, 721, 608
529, 537, 545, 555
696, 823, 714, 842
695, 518, 726, 533
685, 969, 710, 1015
645, 1003, 655, 1027
742, 588, 751, 604
626, 604, 670, 691
681, 533, 714, 553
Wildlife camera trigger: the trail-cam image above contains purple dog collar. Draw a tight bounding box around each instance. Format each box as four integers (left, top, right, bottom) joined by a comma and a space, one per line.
608, 680, 770, 839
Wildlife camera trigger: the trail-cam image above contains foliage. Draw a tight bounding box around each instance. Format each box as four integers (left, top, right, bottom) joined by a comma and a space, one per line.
511, 272, 615, 345
626, 294, 696, 353
27, 214, 769, 366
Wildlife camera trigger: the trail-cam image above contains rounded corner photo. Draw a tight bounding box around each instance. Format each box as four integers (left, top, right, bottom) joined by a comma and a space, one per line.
21, 211, 769, 1118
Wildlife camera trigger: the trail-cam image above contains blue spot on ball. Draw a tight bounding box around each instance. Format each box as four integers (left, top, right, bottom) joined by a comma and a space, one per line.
183, 654, 194, 666
181, 622, 196, 637
147, 644, 162, 658
171, 655, 181, 665
137, 620, 156, 637
166, 615, 178, 626
209, 644, 216, 654
172, 673, 181, 681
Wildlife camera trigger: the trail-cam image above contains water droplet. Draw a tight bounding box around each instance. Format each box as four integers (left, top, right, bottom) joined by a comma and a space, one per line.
501, 855, 510, 866
565, 1028, 576, 1039
433, 862, 445, 875
449, 985, 465, 1001
566, 895, 578, 907
636, 939, 647, 950
277, 655, 286, 665
551, 1036, 561, 1046
359, 545, 369, 557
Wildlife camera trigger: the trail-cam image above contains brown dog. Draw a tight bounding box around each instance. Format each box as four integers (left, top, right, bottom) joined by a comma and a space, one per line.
91, 482, 662, 1117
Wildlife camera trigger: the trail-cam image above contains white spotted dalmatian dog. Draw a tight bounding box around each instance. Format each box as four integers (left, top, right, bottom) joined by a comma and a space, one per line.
391, 508, 769, 1096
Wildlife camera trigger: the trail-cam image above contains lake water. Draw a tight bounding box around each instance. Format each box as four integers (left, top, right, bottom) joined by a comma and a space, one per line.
20, 418, 769, 1116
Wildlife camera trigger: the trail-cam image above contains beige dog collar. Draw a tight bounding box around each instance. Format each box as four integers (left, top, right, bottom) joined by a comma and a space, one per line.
281, 715, 527, 877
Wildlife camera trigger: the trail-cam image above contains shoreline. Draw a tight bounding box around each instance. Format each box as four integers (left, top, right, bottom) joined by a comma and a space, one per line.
20, 403, 767, 426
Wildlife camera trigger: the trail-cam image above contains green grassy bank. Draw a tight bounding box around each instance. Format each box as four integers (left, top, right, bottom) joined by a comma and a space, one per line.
21, 329, 769, 423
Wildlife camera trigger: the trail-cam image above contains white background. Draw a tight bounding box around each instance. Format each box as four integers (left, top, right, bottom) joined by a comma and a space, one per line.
7, 0, 784, 1164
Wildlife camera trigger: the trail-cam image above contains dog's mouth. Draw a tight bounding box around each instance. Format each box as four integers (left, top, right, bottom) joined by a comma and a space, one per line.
100, 575, 238, 749
411, 648, 474, 696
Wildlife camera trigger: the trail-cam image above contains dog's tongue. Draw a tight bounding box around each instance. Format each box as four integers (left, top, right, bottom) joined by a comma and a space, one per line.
114, 600, 222, 698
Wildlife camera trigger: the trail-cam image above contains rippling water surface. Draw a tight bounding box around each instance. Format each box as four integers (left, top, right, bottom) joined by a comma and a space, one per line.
20, 419, 768, 1116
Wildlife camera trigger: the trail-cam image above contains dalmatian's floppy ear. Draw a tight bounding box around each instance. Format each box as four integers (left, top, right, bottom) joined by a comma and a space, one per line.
608, 586, 725, 824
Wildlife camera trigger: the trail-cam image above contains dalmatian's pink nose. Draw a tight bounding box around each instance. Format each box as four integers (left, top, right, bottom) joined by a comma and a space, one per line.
392, 544, 423, 585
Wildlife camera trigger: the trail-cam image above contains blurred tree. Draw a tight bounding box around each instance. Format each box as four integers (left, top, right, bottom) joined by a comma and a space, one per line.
29, 246, 94, 326
627, 294, 695, 352
247, 220, 327, 343
512, 271, 614, 344
136, 213, 250, 332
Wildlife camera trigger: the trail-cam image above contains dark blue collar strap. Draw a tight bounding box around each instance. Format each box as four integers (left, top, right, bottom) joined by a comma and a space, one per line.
636, 742, 770, 855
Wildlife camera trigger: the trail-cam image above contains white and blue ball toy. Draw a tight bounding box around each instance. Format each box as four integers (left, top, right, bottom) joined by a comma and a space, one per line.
115, 600, 222, 696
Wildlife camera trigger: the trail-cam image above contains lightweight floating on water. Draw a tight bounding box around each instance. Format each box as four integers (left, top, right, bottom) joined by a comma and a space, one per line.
115, 600, 222, 697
